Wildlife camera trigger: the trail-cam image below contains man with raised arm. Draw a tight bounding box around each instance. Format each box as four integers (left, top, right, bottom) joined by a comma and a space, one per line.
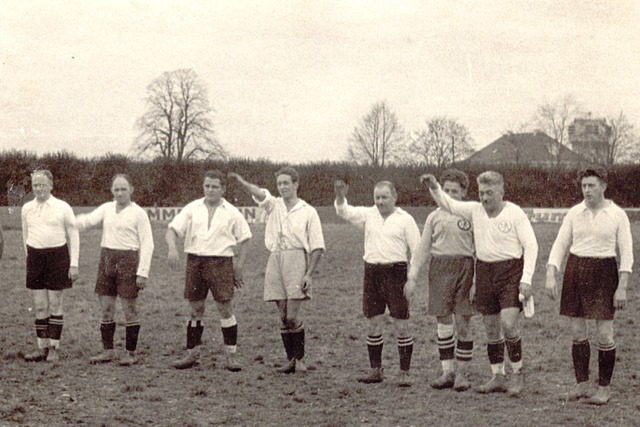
404, 169, 475, 392
335, 178, 420, 387
230, 168, 324, 374
422, 171, 538, 397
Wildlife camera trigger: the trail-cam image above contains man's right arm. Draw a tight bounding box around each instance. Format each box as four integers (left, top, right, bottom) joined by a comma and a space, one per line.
228, 173, 267, 202
421, 174, 474, 221
165, 227, 181, 268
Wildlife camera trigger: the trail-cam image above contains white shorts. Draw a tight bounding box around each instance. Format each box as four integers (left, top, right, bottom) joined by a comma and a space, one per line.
264, 249, 309, 301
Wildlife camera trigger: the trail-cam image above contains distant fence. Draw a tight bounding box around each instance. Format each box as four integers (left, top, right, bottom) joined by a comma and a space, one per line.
2, 206, 640, 230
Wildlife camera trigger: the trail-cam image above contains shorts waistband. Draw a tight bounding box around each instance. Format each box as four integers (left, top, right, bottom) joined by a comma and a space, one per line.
477, 257, 522, 266
365, 261, 408, 267
431, 255, 474, 261
272, 248, 305, 253
27, 244, 68, 253
103, 247, 138, 254
568, 254, 616, 262
187, 254, 233, 260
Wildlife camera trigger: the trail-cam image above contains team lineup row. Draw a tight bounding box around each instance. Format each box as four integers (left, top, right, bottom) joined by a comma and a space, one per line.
8, 164, 633, 407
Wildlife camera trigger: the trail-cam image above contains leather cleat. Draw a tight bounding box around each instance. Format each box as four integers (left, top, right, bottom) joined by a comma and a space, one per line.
431, 371, 455, 389
474, 374, 507, 394
453, 371, 471, 392
119, 352, 138, 366
171, 352, 199, 369
397, 370, 413, 388
24, 348, 48, 362
357, 367, 384, 384
224, 354, 242, 372
558, 381, 591, 402
89, 350, 116, 364
507, 371, 524, 397
46, 348, 59, 362
581, 386, 610, 406
276, 359, 296, 374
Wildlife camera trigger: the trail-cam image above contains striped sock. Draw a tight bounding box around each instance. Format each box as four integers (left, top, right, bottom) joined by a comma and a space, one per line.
367, 335, 384, 369
48, 315, 63, 349
35, 318, 50, 349
455, 340, 474, 363
398, 336, 414, 372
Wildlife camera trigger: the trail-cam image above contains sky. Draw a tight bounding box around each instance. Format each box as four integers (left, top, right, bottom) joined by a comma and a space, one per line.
2, 0, 639, 163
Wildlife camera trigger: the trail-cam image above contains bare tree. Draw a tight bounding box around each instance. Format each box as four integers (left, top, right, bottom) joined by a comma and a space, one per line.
132, 69, 228, 161
607, 111, 639, 164
347, 101, 407, 167
410, 117, 474, 168
533, 94, 580, 167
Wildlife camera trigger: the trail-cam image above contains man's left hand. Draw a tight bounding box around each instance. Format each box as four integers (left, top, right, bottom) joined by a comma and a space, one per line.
234, 264, 244, 289
614, 288, 627, 310
136, 276, 147, 291
69, 266, 79, 283
519, 282, 532, 300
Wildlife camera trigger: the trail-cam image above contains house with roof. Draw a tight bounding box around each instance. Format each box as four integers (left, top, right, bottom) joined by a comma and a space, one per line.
462, 131, 586, 168
568, 116, 611, 165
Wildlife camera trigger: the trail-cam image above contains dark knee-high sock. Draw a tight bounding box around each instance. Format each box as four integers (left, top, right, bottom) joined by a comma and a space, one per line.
505, 335, 523, 373
35, 318, 50, 349
487, 339, 505, 375
280, 327, 294, 360
290, 323, 305, 360
437, 324, 455, 373
125, 322, 140, 353
100, 321, 116, 350
221, 316, 238, 354
572, 339, 590, 383
398, 336, 414, 372
48, 315, 63, 349
367, 335, 383, 369
187, 320, 204, 350
456, 340, 474, 371
598, 342, 616, 387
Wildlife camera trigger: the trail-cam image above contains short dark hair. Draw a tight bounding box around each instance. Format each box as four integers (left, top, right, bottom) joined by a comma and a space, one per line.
203, 169, 226, 187
275, 167, 299, 183
578, 166, 608, 184
477, 171, 504, 188
31, 169, 54, 183
440, 168, 469, 190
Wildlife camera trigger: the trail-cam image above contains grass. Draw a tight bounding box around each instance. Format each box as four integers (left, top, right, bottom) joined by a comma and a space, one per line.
0, 223, 639, 426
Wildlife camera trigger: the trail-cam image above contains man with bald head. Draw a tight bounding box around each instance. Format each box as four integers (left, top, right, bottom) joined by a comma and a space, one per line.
335, 179, 420, 387
422, 171, 538, 398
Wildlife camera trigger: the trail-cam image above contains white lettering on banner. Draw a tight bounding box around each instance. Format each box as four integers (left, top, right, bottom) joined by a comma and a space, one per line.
144, 207, 265, 223
524, 208, 569, 223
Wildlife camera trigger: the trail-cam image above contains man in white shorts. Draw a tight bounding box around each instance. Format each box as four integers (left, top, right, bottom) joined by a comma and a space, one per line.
230, 167, 324, 374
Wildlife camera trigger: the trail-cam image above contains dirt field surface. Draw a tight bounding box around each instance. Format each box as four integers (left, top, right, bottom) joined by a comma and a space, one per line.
1, 223, 639, 426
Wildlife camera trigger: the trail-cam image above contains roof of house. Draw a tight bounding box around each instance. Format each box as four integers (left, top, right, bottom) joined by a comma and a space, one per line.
464, 131, 585, 165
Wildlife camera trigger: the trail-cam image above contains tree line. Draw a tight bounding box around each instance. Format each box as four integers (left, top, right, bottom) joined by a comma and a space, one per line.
131, 69, 639, 169
2, 150, 639, 208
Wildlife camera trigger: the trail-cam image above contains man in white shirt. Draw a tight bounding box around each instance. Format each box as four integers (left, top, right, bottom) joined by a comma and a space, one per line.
546, 167, 633, 406
76, 174, 154, 366
21, 169, 79, 362
230, 168, 325, 374
166, 170, 252, 371
405, 169, 475, 391
422, 171, 538, 397
335, 179, 420, 387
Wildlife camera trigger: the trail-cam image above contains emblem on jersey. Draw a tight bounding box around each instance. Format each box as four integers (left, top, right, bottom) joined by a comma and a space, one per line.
457, 219, 471, 231
498, 220, 512, 233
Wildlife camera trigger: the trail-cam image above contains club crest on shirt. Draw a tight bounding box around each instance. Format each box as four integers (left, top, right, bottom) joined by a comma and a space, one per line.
457, 219, 471, 231
498, 220, 512, 233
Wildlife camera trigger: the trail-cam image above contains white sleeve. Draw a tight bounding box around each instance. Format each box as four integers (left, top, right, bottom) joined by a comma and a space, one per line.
334, 198, 368, 227
429, 185, 476, 221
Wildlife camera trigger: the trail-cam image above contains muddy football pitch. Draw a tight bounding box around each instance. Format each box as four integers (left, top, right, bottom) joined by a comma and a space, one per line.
1, 223, 639, 426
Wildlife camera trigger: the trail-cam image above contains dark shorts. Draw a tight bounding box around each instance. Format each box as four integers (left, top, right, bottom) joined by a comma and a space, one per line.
428, 256, 475, 317
474, 258, 523, 316
185, 255, 235, 302
95, 248, 139, 299
26, 244, 72, 290
363, 262, 409, 320
560, 254, 618, 320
